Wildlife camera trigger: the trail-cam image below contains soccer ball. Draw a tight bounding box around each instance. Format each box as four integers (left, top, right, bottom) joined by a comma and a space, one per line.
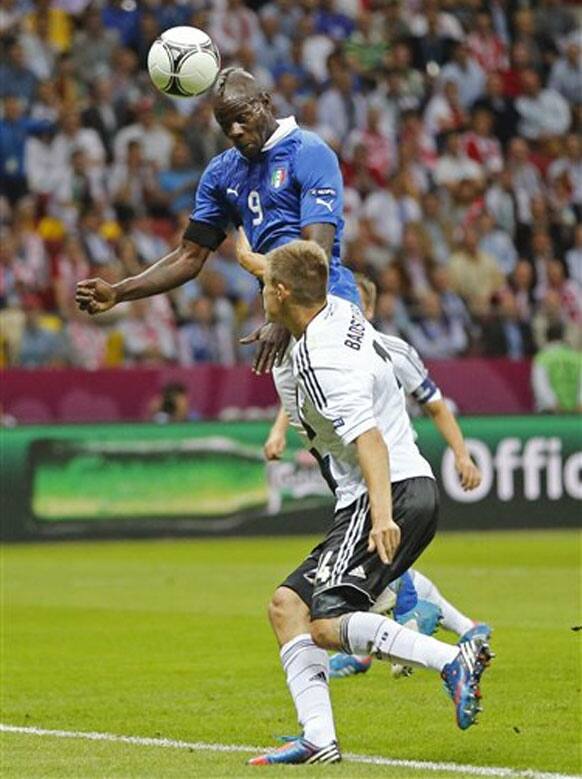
147, 26, 221, 99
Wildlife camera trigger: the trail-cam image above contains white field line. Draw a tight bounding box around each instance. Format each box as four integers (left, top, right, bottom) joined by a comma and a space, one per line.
0, 723, 579, 779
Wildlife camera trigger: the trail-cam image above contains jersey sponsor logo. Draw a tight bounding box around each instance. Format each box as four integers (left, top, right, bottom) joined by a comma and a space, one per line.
270, 166, 288, 189
226, 186, 239, 197
316, 197, 334, 212
332, 417, 345, 430
347, 565, 367, 580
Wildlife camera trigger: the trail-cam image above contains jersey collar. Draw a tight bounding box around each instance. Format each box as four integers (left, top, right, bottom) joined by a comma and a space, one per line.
261, 116, 298, 152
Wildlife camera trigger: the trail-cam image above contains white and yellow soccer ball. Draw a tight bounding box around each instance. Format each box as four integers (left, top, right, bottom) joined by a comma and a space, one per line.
147, 26, 221, 99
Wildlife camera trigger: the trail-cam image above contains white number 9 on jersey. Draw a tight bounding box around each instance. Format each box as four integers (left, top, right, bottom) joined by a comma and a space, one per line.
248, 190, 264, 226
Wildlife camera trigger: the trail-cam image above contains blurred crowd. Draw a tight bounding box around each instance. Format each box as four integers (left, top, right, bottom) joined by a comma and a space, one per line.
0, 0, 580, 372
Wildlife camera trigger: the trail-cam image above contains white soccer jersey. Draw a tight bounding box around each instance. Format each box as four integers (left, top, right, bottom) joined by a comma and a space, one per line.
292, 296, 434, 509
376, 333, 442, 405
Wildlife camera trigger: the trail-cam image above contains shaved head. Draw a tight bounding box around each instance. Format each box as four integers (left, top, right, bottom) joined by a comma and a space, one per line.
213, 68, 277, 159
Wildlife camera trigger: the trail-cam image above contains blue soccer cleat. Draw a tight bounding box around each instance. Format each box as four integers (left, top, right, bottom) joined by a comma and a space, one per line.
396, 599, 443, 636
459, 622, 492, 644
441, 638, 494, 730
329, 652, 372, 679
248, 737, 341, 765
391, 599, 443, 678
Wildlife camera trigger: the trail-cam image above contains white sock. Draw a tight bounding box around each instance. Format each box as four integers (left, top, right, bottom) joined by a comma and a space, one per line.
410, 569, 474, 637
280, 634, 336, 748
341, 611, 458, 672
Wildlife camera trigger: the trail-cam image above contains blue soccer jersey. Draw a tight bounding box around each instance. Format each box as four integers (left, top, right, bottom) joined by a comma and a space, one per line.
189, 118, 359, 305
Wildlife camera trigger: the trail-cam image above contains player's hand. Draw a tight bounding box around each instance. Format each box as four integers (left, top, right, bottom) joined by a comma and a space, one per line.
75, 278, 117, 315
240, 322, 291, 374
235, 227, 267, 279
455, 454, 482, 491
264, 429, 287, 460
368, 517, 401, 565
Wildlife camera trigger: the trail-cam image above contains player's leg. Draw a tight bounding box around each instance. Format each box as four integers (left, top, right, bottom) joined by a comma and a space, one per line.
409, 568, 492, 642
249, 549, 340, 766
310, 479, 493, 730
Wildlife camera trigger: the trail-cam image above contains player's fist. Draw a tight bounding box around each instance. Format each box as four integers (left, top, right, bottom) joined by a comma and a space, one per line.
264, 429, 287, 460
455, 454, 482, 491
75, 278, 117, 315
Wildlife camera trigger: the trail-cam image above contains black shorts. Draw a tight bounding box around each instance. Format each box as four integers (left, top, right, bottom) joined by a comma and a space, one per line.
281, 477, 439, 620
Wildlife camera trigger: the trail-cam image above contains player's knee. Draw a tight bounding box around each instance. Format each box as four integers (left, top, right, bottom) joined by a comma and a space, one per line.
310, 619, 335, 649
268, 587, 304, 631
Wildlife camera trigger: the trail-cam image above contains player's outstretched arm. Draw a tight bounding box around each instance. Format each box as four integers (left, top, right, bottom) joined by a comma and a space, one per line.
264, 405, 290, 460
424, 399, 481, 491
76, 239, 211, 315
355, 428, 400, 564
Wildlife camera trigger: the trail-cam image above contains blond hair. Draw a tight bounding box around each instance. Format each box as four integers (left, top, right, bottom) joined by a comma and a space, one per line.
354, 272, 377, 314
266, 240, 328, 305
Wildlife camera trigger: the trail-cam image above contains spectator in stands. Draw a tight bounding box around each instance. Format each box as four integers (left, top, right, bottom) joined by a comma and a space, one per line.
467, 8, 508, 73
114, 97, 173, 170
318, 62, 366, 142
534, 0, 577, 48
509, 260, 536, 323
549, 41, 582, 107
155, 141, 200, 217
429, 265, 471, 331
0, 96, 52, 205
0, 39, 38, 107
480, 289, 535, 359
565, 225, 582, 287
128, 215, 169, 267
109, 140, 156, 219
178, 297, 235, 366
439, 42, 485, 110
547, 133, 581, 210
449, 226, 505, 309
30, 79, 61, 123
210, 0, 261, 59
18, 293, 69, 367
515, 68, 571, 142
256, 7, 290, 74
434, 130, 483, 189
462, 108, 503, 175
71, 6, 120, 82
472, 72, 518, 148
52, 108, 106, 172
478, 209, 518, 277
55, 148, 108, 228
119, 298, 177, 365
19, 7, 58, 81
423, 80, 466, 142
507, 137, 543, 227
392, 222, 434, 303
407, 291, 468, 359
532, 322, 581, 413
421, 190, 453, 265
149, 381, 198, 424
82, 77, 127, 163
78, 206, 115, 267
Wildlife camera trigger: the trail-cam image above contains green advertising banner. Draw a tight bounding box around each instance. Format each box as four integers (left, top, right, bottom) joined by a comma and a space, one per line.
0, 416, 580, 540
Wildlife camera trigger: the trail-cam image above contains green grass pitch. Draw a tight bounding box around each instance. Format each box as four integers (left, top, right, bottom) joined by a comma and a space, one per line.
2, 530, 580, 778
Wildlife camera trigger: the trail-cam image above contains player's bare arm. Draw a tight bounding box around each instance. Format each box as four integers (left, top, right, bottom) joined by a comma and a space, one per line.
424, 399, 481, 490
355, 427, 400, 564
264, 405, 290, 460
238, 223, 336, 373
75, 239, 211, 315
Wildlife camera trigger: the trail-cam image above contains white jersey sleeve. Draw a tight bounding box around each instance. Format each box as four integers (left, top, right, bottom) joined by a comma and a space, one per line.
377, 333, 442, 405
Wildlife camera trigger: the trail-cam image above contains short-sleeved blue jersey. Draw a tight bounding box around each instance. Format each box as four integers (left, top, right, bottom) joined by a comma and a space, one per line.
190, 119, 359, 305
